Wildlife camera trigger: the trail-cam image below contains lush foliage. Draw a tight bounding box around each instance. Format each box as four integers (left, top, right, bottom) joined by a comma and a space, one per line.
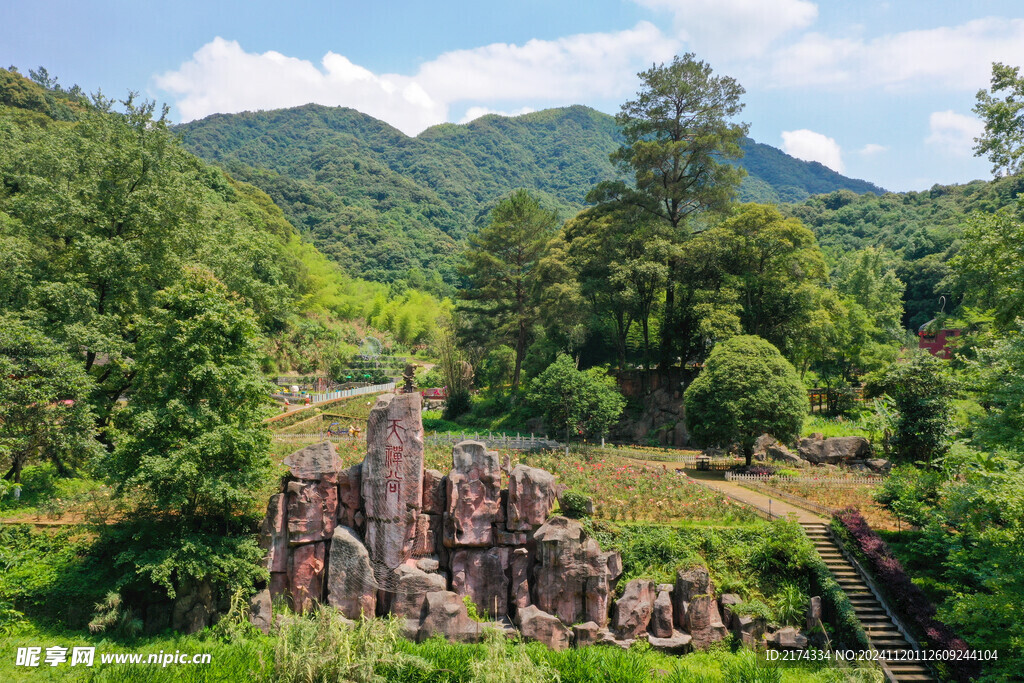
526, 355, 626, 440
176, 103, 884, 287
864, 352, 956, 463
685, 336, 807, 464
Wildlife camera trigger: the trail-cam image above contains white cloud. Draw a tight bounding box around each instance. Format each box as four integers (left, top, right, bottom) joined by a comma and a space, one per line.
781, 129, 844, 172
633, 0, 817, 59
858, 143, 887, 156
767, 18, 1024, 91
156, 24, 678, 134
458, 106, 536, 124
926, 110, 984, 157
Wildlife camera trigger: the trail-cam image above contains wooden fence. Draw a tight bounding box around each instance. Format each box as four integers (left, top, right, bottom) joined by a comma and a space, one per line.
270, 430, 561, 451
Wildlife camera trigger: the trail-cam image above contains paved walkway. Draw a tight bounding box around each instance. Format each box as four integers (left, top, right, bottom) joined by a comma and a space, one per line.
685, 470, 826, 524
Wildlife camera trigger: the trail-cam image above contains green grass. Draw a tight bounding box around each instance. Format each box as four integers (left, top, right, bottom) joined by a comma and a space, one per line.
801, 415, 872, 439
0, 616, 876, 683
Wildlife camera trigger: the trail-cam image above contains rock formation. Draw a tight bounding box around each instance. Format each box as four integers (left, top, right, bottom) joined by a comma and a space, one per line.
256, 391, 780, 652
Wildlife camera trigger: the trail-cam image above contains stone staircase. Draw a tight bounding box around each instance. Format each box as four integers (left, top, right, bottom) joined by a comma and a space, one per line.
800, 522, 935, 683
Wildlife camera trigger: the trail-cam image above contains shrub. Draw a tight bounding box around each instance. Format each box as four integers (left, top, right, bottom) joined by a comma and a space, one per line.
685, 335, 807, 465
558, 490, 592, 519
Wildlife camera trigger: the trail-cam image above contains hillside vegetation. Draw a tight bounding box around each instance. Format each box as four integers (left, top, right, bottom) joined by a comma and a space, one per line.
177, 104, 885, 288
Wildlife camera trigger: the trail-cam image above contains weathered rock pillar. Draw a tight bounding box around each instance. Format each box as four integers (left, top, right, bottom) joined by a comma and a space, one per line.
361, 393, 425, 589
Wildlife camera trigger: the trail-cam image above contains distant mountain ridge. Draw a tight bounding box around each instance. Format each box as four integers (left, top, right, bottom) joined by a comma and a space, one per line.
177, 104, 886, 286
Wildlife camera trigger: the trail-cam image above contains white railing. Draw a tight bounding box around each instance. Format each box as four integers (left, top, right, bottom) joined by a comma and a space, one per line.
725, 472, 883, 486
424, 433, 560, 451
307, 382, 396, 404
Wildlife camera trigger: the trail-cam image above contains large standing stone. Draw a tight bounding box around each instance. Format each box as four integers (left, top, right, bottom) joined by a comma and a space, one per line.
572, 621, 600, 647
451, 547, 510, 618
326, 526, 378, 619
583, 540, 621, 628
533, 517, 587, 625
806, 596, 822, 631
411, 513, 442, 557
337, 463, 362, 528
506, 464, 557, 531
249, 589, 272, 634
651, 585, 674, 638
362, 393, 425, 584
510, 548, 532, 612
259, 493, 288, 572
286, 477, 338, 544
444, 441, 501, 547
422, 469, 446, 514
613, 579, 656, 639
719, 593, 742, 630
171, 580, 214, 634
674, 565, 726, 649
517, 605, 571, 651
289, 541, 326, 614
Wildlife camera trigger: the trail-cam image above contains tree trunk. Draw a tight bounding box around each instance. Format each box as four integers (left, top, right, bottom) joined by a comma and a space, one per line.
744, 443, 753, 467
659, 262, 676, 370
512, 320, 527, 393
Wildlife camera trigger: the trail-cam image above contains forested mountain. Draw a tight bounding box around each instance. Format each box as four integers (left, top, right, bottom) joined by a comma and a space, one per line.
176, 104, 884, 287
784, 176, 1024, 327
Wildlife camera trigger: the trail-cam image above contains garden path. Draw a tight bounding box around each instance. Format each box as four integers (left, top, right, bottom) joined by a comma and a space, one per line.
684, 471, 825, 523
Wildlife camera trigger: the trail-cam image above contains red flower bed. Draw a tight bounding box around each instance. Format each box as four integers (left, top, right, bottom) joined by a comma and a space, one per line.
834, 508, 980, 681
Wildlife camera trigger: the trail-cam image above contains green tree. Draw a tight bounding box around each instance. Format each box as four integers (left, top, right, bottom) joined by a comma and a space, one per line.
527, 354, 626, 442
459, 190, 557, 391
0, 316, 101, 484
684, 335, 807, 465
945, 206, 1024, 332
865, 352, 957, 464
590, 53, 748, 368
108, 270, 271, 519
481, 345, 516, 395
974, 62, 1024, 175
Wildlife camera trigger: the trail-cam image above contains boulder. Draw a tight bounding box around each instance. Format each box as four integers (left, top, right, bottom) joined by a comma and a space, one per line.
719, 593, 742, 630
753, 434, 778, 455
249, 589, 272, 634
417, 590, 481, 642
533, 517, 587, 625
768, 626, 809, 650
517, 605, 571, 651
572, 621, 600, 647
451, 547, 510, 618
444, 441, 501, 547
734, 615, 767, 648
416, 557, 440, 573
613, 579, 656, 639
766, 444, 802, 465
283, 440, 343, 480
389, 564, 447, 618
289, 541, 326, 614
421, 469, 446, 514
362, 393, 425, 575
797, 434, 872, 464
326, 526, 378, 619
684, 594, 728, 650
506, 465, 558, 530
674, 565, 712, 628
866, 458, 891, 474
286, 477, 338, 544
648, 631, 693, 653
337, 464, 362, 528
651, 585, 674, 638
171, 580, 214, 634
259, 493, 289, 573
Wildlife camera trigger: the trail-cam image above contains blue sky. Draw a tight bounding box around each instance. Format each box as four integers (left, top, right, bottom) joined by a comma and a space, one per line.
4, 0, 1024, 191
